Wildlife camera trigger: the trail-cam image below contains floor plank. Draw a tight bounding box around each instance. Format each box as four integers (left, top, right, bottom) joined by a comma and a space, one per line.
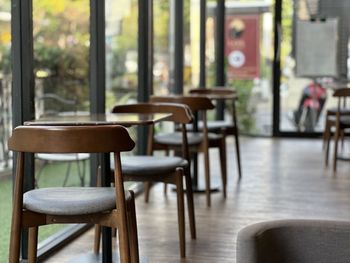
44, 137, 350, 262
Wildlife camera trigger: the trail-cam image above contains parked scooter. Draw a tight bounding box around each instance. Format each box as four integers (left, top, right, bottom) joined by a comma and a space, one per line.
293, 81, 327, 131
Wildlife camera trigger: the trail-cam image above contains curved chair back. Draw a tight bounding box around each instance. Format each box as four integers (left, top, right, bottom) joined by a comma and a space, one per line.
9, 125, 135, 153
189, 87, 236, 97
112, 102, 193, 124
150, 95, 215, 112
333, 87, 350, 97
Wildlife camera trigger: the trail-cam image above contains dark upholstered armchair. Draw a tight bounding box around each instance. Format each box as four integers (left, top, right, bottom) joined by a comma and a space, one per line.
237, 219, 350, 263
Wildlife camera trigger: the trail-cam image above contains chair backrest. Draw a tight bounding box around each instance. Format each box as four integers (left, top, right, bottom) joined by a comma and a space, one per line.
150, 95, 213, 152
332, 88, 350, 114
111, 102, 193, 157
188, 88, 238, 125
150, 95, 215, 112
9, 125, 135, 218
332, 87, 350, 98
189, 87, 236, 97
111, 102, 193, 124
9, 125, 135, 154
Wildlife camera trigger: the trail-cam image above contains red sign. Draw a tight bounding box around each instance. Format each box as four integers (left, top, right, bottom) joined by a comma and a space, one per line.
225, 15, 260, 79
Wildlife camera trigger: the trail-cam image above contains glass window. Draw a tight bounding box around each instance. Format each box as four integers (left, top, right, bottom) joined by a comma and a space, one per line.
32, 0, 91, 245
0, 0, 12, 259
105, 0, 140, 156
206, 0, 274, 135
105, 0, 138, 109
280, 0, 349, 133
153, 0, 171, 95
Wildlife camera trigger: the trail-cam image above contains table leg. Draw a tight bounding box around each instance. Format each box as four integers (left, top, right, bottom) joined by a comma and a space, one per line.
102, 227, 112, 262
101, 153, 112, 262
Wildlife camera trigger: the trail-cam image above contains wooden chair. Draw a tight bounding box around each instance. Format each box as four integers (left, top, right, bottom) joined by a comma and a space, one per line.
95, 102, 196, 258
323, 91, 350, 167
329, 88, 350, 172
150, 95, 227, 207
189, 87, 242, 179
8, 125, 139, 263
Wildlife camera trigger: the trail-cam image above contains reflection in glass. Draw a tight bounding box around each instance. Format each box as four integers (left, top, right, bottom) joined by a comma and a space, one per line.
279, 0, 348, 133
32, 0, 91, 245
153, 0, 170, 95
105, 0, 138, 109
0, 0, 11, 259
206, 0, 273, 135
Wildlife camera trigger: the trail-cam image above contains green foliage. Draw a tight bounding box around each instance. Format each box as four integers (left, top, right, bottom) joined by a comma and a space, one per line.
32, 0, 90, 110
0, 177, 11, 262
0, 45, 10, 74
281, 0, 294, 60
153, 0, 170, 51
227, 79, 257, 133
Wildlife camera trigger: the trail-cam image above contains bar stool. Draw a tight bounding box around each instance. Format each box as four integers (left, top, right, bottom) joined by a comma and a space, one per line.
8, 125, 138, 263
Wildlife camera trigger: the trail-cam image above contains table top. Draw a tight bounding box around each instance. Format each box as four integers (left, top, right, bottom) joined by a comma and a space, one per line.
202, 94, 237, 100
24, 112, 172, 127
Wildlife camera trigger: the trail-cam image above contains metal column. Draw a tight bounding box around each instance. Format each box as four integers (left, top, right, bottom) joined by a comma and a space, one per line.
90, 0, 110, 262
272, 0, 282, 136
11, 0, 35, 259
199, 0, 206, 88
137, 0, 153, 154
172, 0, 184, 94
215, 0, 225, 119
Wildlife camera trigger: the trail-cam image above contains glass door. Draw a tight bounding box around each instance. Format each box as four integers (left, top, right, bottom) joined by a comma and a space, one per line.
276, 0, 350, 135
206, 0, 274, 136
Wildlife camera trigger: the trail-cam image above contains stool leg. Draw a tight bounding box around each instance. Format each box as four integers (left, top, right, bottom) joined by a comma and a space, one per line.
163, 149, 170, 195
322, 118, 331, 150
76, 157, 86, 186
28, 227, 38, 263
93, 225, 101, 254
333, 127, 340, 173
35, 160, 49, 188
62, 162, 72, 186
219, 137, 227, 198
144, 182, 151, 203
233, 128, 242, 179
323, 121, 331, 165
127, 191, 139, 263
184, 166, 196, 239
204, 148, 211, 207
176, 168, 185, 258
9, 200, 22, 263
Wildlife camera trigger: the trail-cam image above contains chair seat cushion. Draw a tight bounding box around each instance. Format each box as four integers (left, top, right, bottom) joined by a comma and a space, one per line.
155, 132, 202, 146
187, 120, 234, 131
23, 187, 128, 215
120, 156, 188, 176
37, 153, 89, 162
154, 132, 222, 146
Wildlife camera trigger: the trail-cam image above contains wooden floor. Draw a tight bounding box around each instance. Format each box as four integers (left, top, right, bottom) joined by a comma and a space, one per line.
45, 137, 350, 262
